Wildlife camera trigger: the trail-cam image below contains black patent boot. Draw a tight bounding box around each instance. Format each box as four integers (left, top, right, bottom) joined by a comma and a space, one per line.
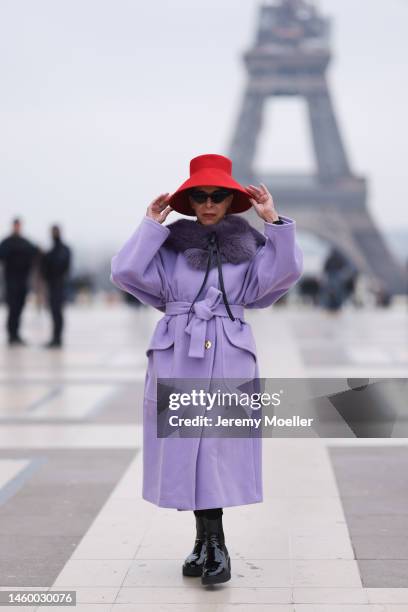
201, 515, 231, 585
182, 514, 207, 577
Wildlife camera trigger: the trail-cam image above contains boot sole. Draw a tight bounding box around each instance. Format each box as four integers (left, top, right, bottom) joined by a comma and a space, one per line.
201, 558, 231, 585
182, 565, 203, 577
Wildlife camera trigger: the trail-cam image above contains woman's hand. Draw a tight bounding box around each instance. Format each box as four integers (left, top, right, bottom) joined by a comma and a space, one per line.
245, 183, 279, 223
146, 193, 173, 224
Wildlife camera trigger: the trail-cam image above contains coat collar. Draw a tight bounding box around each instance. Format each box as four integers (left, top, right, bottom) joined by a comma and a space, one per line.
163, 215, 266, 270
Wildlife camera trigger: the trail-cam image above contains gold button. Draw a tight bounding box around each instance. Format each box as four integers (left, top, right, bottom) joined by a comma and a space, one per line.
204, 339, 212, 349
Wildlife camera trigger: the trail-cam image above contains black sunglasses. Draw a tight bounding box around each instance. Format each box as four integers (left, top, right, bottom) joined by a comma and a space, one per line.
189, 188, 233, 204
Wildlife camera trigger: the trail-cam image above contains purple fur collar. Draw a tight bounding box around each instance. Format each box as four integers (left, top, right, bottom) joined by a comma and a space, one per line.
163, 215, 266, 271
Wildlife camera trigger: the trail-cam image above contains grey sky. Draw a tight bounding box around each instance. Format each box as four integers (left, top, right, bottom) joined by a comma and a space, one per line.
1, 0, 407, 252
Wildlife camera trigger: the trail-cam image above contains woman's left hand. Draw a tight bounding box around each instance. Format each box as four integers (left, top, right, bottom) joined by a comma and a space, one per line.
245, 183, 279, 223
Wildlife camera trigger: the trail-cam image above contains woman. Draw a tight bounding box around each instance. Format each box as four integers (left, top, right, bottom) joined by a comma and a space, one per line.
110, 153, 303, 585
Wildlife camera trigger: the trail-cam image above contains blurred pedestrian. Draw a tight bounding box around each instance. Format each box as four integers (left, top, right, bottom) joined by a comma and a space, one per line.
40, 224, 71, 348
319, 246, 357, 312
0, 217, 39, 345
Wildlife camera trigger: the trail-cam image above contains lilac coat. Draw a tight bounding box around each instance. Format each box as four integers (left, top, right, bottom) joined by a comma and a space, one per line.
110, 214, 303, 510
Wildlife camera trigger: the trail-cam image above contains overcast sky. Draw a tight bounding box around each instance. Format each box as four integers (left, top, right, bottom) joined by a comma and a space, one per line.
1, 0, 407, 252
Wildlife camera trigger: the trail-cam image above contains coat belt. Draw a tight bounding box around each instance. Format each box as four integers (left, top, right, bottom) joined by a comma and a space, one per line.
165, 286, 244, 358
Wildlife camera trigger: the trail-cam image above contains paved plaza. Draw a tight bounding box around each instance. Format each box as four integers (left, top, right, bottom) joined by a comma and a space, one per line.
0, 298, 407, 611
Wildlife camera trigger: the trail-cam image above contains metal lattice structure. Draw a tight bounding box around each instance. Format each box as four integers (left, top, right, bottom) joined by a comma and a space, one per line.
228, 0, 405, 294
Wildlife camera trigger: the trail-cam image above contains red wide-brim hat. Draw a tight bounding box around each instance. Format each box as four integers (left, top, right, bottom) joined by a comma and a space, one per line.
167, 153, 253, 216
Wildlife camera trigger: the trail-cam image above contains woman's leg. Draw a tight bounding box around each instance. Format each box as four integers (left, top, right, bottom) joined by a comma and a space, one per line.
194, 507, 223, 519
183, 508, 230, 583
200, 508, 230, 585
182, 510, 209, 576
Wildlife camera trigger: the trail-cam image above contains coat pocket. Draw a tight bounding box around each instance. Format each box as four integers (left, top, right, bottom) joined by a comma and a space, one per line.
145, 316, 176, 400
222, 317, 257, 377
146, 315, 175, 357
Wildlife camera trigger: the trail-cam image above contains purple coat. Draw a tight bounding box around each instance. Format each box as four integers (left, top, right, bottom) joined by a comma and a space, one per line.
110, 213, 303, 510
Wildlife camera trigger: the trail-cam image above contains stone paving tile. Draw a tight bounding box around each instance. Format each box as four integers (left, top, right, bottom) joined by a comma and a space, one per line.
329, 446, 408, 587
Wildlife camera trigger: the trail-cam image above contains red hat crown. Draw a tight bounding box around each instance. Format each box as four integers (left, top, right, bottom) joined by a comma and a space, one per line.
190, 154, 232, 176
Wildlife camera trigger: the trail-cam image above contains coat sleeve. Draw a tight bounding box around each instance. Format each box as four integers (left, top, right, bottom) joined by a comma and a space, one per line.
243, 215, 304, 309
110, 216, 171, 312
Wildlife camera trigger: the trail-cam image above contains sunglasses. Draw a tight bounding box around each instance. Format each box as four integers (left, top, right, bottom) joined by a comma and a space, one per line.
189, 188, 233, 204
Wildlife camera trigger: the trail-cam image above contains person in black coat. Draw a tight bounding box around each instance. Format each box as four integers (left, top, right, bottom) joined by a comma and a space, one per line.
40, 224, 71, 348
320, 247, 357, 311
0, 218, 39, 345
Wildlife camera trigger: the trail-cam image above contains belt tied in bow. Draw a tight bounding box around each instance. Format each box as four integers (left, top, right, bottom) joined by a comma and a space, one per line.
165, 287, 244, 358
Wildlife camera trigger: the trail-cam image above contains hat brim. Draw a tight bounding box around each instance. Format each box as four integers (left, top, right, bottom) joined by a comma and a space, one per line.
167, 168, 253, 216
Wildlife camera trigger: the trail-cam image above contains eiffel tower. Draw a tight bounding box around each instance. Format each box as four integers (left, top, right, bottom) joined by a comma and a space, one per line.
228, 0, 405, 295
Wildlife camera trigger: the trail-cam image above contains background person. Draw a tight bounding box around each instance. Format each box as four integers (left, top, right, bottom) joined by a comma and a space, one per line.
0, 217, 39, 345
40, 224, 72, 348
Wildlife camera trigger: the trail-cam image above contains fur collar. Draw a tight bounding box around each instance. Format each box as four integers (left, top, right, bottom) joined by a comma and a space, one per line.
163, 215, 266, 270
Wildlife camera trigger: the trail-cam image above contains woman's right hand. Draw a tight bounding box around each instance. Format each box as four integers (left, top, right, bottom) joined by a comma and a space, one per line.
146, 193, 173, 224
